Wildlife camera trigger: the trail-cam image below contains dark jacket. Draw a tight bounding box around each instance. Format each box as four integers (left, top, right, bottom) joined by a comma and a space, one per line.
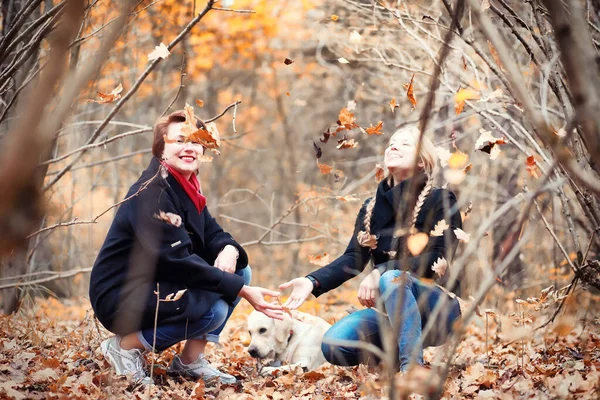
309, 173, 462, 297
89, 158, 249, 336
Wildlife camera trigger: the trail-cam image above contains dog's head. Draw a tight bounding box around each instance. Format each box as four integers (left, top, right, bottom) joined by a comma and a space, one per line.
247, 310, 293, 359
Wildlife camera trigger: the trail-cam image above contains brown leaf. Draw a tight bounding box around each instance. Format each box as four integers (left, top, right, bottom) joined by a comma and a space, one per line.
365, 121, 384, 135
313, 141, 322, 159
154, 211, 182, 227
336, 138, 358, 149
403, 74, 417, 109
320, 128, 332, 143
87, 83, 123, 104
187, 119, 221, 150
284, 57, 294, 65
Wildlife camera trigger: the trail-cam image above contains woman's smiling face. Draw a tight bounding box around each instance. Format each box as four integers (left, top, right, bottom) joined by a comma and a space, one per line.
162, 122, 205, 177
384, 131, 422, 174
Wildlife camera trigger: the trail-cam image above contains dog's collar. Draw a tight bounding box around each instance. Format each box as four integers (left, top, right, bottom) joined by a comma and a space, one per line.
287, 329, 294, 343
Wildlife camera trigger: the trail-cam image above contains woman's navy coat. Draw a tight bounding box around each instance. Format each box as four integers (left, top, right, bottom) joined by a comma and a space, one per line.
89, 158, 249, 336
309, 173, 463, 297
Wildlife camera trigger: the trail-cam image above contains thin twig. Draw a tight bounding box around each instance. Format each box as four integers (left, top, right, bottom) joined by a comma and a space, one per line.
205, 100, 242, 123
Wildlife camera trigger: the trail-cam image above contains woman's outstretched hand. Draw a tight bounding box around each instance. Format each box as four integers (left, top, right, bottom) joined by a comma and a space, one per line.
279, 278, 313, 310
358, 269, 381, 308
239, 286, 285, 320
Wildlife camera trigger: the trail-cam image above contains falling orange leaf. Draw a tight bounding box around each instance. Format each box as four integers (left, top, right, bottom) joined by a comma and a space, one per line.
338, 107, 358, 129
403, 74, 417, 109
195, 99, 204, 107
365, 121, 384, 135
308, 252, 330, 266
331, 14, 339, 21
526, 155, 539, 179
317, 162, 333, 174
407, 232, 429, 255
389, 97, 399, 113
448, 150, 469, 169
87, 83, 123, 104
286, 92, 290, 96
335, 195, 360, 202
454, 88, 479, 115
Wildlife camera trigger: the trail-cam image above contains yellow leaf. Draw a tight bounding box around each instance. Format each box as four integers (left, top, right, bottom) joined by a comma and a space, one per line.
455, 88, 480, 103
407, 232, 429, 255
448, 150, 469, 169
331, 14, 339, 21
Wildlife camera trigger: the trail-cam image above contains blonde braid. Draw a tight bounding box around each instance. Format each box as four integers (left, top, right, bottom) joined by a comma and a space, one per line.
409, 174, 434, 234
357, 193, 378, 249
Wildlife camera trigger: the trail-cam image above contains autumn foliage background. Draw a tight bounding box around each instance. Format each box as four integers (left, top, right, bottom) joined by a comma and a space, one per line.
1, 0, 600, 398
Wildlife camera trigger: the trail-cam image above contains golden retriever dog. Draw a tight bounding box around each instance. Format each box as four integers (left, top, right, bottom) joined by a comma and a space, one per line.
247, 309, 331, 375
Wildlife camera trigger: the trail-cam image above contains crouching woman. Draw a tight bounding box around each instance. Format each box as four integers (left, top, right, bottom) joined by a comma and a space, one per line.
89, 110, 283, 385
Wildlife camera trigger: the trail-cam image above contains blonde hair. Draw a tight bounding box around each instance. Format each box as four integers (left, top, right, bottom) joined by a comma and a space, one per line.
357, 126, 438, 250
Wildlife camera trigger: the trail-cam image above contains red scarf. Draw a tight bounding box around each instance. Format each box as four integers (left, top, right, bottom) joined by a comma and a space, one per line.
161, 161, 206, 213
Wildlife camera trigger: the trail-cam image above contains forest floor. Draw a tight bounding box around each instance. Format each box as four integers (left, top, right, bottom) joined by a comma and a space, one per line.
0, 286, 599, 399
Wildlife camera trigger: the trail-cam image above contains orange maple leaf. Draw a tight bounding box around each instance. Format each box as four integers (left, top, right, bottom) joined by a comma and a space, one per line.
365, 121, 384, 135
337, 107, 358, 130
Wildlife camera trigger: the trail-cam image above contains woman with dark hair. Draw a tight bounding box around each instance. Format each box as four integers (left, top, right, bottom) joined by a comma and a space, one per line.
280, 126, 464, 372
90, 109, 283, 385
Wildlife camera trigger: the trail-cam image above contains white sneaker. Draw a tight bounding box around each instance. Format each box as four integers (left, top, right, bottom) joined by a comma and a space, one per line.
100, 336, 152, 385
168, 354, 236, 384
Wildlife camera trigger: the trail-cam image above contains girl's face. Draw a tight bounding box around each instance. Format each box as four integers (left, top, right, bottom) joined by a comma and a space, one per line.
162, 122, 205, 177
384, 131, 423, 174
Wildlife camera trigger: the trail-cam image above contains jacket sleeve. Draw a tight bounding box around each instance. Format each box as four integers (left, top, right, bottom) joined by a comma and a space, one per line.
378, 189, 462, 280
201, 207, 249, 271
307, 199, 372, 297
132, 185, 245, 303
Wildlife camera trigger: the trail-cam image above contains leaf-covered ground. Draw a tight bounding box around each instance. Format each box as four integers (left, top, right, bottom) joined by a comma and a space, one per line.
0, 287, 599, 399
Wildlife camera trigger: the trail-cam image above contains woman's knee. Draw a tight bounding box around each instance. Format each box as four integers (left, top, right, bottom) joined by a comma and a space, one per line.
379, 270, 403, 293
237, 265, 252, 285
198, 299, 229, 333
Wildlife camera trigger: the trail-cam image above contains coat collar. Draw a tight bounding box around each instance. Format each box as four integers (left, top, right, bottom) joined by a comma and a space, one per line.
371, 171, 428, 230
145, 157, 206, 244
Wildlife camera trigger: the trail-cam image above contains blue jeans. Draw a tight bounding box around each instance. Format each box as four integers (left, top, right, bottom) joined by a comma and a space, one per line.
321, 270, 461, 371
137, 266, 251, 352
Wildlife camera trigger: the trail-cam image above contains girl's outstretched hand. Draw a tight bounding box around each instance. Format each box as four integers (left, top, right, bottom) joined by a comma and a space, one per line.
239, 286, 285, 320
279, 277, 313, 309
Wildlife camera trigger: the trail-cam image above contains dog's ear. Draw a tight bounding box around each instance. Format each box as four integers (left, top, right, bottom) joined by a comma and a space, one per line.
274, 314, 293, 344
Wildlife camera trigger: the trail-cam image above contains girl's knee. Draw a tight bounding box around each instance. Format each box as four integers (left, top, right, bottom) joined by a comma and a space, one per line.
379, 270, 402, 291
